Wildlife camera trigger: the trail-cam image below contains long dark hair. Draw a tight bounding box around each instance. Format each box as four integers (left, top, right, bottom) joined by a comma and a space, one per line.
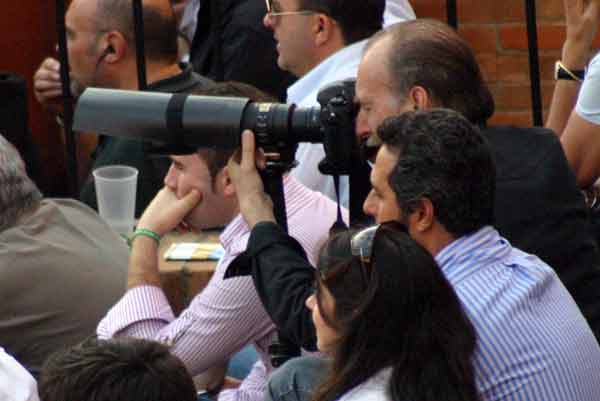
311, 222, 480, 401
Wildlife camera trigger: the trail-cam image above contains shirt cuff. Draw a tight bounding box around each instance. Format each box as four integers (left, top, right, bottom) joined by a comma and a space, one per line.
97, 285, 175, 338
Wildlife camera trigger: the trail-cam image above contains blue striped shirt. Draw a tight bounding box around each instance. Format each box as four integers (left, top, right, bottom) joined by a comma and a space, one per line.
436, 226, 600, 401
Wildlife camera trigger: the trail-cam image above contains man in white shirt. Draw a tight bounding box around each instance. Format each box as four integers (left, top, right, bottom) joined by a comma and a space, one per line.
264, 0, 414, 205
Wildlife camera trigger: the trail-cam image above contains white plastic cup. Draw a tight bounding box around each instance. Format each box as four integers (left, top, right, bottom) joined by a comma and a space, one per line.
93, 165, 138, 235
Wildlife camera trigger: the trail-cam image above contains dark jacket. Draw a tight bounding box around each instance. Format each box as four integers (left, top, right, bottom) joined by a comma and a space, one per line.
189, 0, 296, 101
226, 125, 600, 350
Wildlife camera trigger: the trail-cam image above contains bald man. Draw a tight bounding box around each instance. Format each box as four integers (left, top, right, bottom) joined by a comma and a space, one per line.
33, 0, 213, 215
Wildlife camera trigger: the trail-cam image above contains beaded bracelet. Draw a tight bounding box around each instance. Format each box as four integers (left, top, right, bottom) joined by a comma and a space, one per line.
131, 228, 162, 244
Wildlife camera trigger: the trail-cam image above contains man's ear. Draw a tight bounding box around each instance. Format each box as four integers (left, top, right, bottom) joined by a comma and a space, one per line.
219, 167, 237, 198
314, 14, 335, 46
103, 31, 128, 63
407, 86, 432, 111
408, 198, 435, 234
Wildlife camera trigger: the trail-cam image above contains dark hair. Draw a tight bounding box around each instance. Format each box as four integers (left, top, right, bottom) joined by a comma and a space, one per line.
378, 108, 496, 237
311, 223, 480, 401
367, 19, 494, 126
38, 337, 196, 401
299, 0, 384, 44
191, 81, 277, 186
96, 0, 178, 63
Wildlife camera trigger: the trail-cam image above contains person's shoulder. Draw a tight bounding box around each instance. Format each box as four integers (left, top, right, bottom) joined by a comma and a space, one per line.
339, 369, 392, 401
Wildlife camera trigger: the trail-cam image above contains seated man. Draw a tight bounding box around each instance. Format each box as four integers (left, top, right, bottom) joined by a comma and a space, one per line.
33, 0, 213, 216
38, 338, 196, 401
0, 134, 128, 377
228, 109, 600, 401
97, 82, 345, 401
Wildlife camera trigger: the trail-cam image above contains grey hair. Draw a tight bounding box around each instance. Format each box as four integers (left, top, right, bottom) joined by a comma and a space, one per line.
0, 135, 42, 231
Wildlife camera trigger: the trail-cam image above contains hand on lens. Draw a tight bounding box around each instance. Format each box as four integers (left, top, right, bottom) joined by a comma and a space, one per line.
227, 130, 275, 227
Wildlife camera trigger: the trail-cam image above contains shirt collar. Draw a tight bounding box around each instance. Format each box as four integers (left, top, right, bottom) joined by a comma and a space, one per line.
435, 226, 512, 284
287, 39, 367, 102
147, 62, 195, 93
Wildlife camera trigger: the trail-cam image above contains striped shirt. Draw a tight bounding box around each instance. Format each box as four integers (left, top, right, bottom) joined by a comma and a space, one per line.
97, 177, 343, 401
436, 226, 600, 400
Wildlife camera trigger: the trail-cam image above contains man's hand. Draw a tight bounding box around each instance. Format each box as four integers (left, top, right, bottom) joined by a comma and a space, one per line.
137, 187, 201, 236
563, 0, 600, 67
33, 58, 65, 114
227, 130, 276, 228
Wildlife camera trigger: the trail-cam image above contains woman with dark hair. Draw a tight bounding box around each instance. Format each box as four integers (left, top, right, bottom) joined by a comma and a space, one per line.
306, 222, 480, 401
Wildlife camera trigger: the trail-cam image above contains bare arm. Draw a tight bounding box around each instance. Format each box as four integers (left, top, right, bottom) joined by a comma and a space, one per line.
545, 0, 599, 136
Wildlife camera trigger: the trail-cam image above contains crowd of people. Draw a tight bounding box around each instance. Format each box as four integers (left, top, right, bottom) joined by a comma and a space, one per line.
4, 0, 600, 400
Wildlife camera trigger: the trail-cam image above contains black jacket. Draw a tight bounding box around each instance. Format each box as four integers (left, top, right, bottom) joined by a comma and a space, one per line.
226, 125, 600, 350
189, 0, 296, 101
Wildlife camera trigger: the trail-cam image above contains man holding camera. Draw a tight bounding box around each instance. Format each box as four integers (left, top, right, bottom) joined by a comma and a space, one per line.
96, 82, 345, 401
264, 0, 413, 205
226, 19, 600, 401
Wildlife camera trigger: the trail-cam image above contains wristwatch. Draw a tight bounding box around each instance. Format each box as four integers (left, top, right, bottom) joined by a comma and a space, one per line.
555, 61, 585, 81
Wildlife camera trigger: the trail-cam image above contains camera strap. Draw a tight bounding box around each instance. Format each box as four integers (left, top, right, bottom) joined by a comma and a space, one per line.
166, 93, 190, 144
331, 174, 348, 233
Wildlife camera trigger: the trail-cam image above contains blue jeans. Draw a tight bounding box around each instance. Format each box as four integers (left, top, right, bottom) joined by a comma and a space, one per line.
227, 345, 260, 379
264, 356, 329, 401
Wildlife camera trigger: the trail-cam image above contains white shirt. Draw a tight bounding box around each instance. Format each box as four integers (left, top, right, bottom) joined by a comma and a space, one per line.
288, 0, 415, 205
0, 348, 39, 401
337, 368, 392, 401
180, 0, 201, 43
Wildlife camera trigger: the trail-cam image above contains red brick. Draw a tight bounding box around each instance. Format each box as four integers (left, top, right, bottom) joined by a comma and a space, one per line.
411, 0, 446, 20
456, 1, 496, 23
476, 53, 498, 82
499, 24, 565, 51
459, 26, 498, 52
488, 83, 555, 110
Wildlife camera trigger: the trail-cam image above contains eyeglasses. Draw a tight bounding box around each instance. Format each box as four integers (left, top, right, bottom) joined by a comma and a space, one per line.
265, 0, 316, 18
319, 221, 408, 284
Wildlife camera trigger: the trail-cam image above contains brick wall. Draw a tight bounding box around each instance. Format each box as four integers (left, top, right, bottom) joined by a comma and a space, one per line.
410, 0, 599, 127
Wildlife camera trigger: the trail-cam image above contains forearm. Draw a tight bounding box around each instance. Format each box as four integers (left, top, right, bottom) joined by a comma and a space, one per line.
127, 236, 162, 289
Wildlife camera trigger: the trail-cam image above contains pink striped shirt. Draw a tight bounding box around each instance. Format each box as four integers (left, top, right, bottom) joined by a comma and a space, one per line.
97, 176, 345, 401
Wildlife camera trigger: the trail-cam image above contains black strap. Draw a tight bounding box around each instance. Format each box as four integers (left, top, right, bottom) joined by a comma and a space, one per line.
446, 0, 458, 29
165, 93, 190, 144
525, 0, 543, 126
56, 0, 79, 196
330, 174, 348, 234
132, 0, 148, 90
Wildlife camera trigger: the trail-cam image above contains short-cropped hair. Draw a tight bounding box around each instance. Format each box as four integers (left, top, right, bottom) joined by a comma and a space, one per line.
38, 337, 197, 401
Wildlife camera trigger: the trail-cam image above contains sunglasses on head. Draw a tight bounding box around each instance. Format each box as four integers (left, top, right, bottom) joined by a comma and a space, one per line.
319, 221, 408, 285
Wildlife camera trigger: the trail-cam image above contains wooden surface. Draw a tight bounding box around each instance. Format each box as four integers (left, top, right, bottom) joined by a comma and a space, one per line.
159, 230, 221, 315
